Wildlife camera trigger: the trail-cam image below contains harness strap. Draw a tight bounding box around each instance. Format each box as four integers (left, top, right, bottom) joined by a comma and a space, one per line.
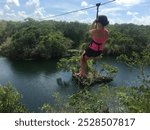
90, 40, 102, 51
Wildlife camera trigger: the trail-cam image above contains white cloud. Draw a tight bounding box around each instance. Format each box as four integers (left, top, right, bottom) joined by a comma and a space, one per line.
6, 12, 16, 17
77, 11, 88, 15
109, 13, 150, 25
18, 11, 27, 18
34, 8, 44, 18
26, 0, 40, 8
115, 0, 143, 6
6, 0, 20, 7
79, 17, 93, 24
4, 4, 10, 11
26, 0, 45, 19
127, 11, 138, 16
100, 7, 123, 17
81, 1, 88, 7
101, 7, 123, 14
0, 0, 149, 25
0, 10, 4, 16
70, 10, 88, 21
128, 15, 150, 25
1, 1, 19, 20
109, 17, 124, 24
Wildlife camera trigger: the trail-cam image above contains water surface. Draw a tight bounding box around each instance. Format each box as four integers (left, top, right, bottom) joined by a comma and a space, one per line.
0, 57, 149, 112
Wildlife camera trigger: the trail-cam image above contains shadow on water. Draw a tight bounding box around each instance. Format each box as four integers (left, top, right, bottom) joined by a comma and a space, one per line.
8, 59, 58, 75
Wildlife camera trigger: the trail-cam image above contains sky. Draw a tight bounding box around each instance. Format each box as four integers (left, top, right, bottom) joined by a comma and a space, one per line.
0, 0, 150, 25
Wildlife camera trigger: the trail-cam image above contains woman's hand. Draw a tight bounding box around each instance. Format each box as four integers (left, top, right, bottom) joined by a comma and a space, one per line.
93, 19, 97, 23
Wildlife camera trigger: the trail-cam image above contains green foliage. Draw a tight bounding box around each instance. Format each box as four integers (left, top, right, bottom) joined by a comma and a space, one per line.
105, 24, 150, 55
100, 86, 150, 112
66, 49, 80, 57
57, 56, 118, 79
41, 92, 63, 113
101, 63, 118, 77
0, 21, 20, 45
117, 48, 150, 68
117, 47, 150, 88
53, 45, 150, 113
32, 31, 72, 59
1, 20, 150, 59
66, 90, 105, 112
0, 20, 150, 113
0, 21, 7, 44
0, 37, 12, 56
114, 86, 150, 112
41, 89, 107, 113
0, 84, 28, 113
41, 85, 150, 113
0, 20, 74, 60
55, 21, 88, 48
12, 26, 40, 58
57, 56, 80, 72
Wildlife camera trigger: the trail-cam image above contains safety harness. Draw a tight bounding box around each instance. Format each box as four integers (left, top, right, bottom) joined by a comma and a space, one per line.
90, 40, 102, 51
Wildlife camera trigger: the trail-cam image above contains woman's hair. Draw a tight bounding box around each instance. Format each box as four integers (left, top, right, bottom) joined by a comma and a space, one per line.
97, 15, 109, 26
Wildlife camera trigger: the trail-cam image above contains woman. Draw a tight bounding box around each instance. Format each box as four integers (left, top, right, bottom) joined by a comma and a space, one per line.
75, 15, 109, 77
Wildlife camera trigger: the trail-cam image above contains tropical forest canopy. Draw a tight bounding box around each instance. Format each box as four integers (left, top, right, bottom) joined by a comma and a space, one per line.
0, 18, 150, 60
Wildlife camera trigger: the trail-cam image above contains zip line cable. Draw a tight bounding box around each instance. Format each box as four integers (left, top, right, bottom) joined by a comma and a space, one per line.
39, 0, 115, 21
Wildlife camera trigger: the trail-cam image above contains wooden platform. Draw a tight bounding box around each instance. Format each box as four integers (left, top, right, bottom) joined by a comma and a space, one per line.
72, 74, 113, 87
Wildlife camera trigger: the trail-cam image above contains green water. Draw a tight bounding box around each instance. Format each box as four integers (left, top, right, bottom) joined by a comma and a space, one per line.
0, 57, 149, 112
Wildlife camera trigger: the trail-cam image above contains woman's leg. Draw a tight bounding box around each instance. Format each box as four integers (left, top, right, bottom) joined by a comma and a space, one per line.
78, 52, 91, 77
80, 56, 87, 76
74, 48, 102, 77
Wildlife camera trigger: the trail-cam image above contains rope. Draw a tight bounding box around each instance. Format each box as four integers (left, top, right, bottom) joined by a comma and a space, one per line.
38, 0, 115, 21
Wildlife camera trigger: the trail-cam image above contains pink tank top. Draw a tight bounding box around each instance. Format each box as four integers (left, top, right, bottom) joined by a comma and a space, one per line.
89, 28, 108, 51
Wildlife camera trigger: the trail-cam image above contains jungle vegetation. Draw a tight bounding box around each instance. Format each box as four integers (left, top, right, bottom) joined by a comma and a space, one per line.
0, 19, 150, 59
0, 19, 150, 112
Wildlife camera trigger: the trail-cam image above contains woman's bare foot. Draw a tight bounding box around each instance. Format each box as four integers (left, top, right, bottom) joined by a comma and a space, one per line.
74, 72, 81, 76
74, 72, 87, 78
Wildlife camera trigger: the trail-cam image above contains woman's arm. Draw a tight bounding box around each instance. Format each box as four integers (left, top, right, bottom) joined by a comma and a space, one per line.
89, 29, 96, 37
89, 20, 97, 36
90, 19, 97, 29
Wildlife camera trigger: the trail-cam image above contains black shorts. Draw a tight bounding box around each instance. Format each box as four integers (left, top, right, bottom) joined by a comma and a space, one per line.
84, 47, 102, 57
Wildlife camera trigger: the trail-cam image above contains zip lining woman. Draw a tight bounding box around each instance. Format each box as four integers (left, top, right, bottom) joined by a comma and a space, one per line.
74, 4, 109, 78
40, 1, 114, 78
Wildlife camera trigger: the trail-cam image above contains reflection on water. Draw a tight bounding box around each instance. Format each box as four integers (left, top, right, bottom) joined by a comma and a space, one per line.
96, 57, 141, 87
0, 57, 149, 112
0, 57, 79, 112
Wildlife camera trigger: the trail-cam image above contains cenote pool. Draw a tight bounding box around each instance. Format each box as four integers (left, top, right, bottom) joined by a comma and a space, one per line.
0, 57, 149, 112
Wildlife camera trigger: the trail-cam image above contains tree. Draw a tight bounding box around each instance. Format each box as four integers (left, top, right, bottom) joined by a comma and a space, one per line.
8, 26, 40, 59
0, 84, 27, 113
55, 21, 88, 48
117, 46, 150, 88
32, 31, 72, 59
